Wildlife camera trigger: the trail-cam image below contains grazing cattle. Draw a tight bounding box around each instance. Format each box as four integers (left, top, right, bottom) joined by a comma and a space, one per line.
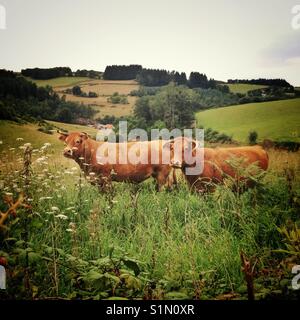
58, 131, 174, 191
164, 137, 269, 193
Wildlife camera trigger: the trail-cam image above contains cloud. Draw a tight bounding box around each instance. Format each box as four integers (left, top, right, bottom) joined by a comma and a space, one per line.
260, 32, 300, 67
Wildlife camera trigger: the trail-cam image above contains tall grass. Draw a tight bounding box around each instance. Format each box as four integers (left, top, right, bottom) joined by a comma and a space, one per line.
0, 142, 299, 299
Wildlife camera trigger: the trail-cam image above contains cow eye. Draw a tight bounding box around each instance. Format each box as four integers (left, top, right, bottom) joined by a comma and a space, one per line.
75, 139, 81, 144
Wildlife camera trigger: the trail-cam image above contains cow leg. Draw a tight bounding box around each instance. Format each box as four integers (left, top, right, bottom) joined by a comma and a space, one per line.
154, 167, 172, 192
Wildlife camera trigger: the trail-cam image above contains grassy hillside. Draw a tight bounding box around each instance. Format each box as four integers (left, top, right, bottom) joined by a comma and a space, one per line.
0, 120, 98, 153
196, 98, 300, 142
25, 76, 93, 88
0, 119, 299, 300
227, 83, 268, 94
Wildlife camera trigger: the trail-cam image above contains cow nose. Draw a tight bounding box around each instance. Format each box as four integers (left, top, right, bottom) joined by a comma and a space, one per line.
64, 148, 72, 156
172, 160, 182, 168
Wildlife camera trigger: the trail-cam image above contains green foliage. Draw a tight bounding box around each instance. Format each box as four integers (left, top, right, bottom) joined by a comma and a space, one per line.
0, 71, 96, 123
107, 92, 129, 104
134, 84, 197, 129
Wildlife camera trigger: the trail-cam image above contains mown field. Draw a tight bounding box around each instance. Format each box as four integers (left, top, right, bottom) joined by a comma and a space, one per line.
196, 98, 300, 143
226, 83, 268, 94
27, 76, 138, 118
0, 120, 299, 300
55, 79, 138, 118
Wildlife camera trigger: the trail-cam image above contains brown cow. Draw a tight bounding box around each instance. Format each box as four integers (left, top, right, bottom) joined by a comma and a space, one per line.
58, 131, 174, 191
164, 137, 269, 193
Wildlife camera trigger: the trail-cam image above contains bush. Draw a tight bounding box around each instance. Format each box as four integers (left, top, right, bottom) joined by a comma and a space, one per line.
248, 131, 258, 145
107, 92, 128, 104
88, 91, 98, 98
72, 86, 82, 96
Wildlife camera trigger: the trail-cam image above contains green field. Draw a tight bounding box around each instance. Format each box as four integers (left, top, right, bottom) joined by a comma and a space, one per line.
227, 83, 268, 94
196, 98, 300, 142
25, 76, 92, 88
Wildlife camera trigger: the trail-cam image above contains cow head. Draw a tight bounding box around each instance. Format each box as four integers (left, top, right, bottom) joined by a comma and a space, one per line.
163, 137, 199, 168
58, 131, 89, 159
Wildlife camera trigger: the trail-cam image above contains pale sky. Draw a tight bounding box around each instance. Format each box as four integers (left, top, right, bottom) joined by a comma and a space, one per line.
0, 0, 299, 85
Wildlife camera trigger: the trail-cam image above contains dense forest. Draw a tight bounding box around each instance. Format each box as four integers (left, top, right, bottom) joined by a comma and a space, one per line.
21, 67, 72, 80
103, 65, 142, 80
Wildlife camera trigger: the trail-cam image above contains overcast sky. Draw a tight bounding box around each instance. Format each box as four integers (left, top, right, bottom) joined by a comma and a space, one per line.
0, 0, 299, 85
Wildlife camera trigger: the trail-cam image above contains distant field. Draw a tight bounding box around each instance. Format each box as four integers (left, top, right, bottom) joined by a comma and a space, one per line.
25, 76, 139, 117
196, 98, 300, 142
226, 83, 268, 94
56, 79, 139, 118
25, 76, 93, 88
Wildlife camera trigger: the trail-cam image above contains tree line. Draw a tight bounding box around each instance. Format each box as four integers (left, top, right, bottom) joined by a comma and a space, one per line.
103, 64, 217, 89
0, 69, 95, 123
228, 78, 293, 88
103, 65, 142, 80
21, 67, 72, 80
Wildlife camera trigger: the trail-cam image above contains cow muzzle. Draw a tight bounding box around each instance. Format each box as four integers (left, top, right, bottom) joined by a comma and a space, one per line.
171, 160, 183, 168
63, 147, 73, 158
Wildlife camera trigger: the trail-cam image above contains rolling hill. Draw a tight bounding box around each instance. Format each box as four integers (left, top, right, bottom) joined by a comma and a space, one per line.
196, 98, 300, 142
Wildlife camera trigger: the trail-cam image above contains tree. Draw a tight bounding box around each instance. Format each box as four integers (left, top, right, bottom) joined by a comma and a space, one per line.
189, 72, 208, 88
248, 131, 258, 145
134, 96, 152, 122
57, 108, 73, 123
72, 86, 82, 96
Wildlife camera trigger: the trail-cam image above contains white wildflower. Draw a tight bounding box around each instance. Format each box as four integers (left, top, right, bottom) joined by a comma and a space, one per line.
35, 156, 48, 164
39, 196, 53, 201
51, 206, 59, 212
66, 228, 74, 232
55, 214, 68, 220
16, 138, 24, 141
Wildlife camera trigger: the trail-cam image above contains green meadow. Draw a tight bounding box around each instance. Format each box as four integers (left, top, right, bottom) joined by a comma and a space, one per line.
226, 83, 268, 94
25, 76, 92, 88
196, 98, 300, 142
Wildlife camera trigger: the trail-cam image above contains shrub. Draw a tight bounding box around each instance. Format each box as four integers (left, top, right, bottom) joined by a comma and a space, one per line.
72, 86, 82, 96
248, 131, 258, 145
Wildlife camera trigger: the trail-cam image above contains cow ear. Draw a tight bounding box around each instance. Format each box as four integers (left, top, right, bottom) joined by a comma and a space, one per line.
80, 132, 89, 140
57, 130, 68, 141
163, 140, 174, 151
